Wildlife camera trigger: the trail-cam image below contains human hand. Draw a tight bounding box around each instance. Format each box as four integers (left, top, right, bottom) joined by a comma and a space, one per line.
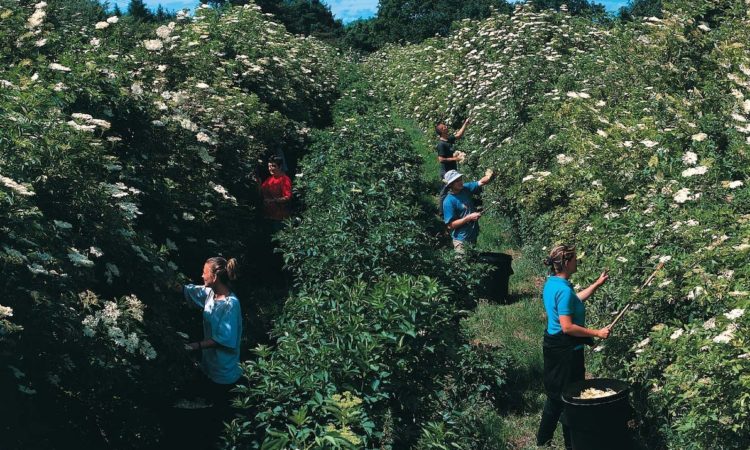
595, 269, 610, 287
484, 168, 495, 179
467, 212, 481, 222
463, 117, 471, 125
597, 327, 611, 339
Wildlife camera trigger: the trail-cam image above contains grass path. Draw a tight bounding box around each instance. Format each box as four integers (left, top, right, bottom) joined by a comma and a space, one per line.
399, 115, 569, 449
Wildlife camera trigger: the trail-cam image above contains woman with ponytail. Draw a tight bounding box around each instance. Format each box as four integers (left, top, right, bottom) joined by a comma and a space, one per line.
536, 245, 610, 449
181, 256, 242, 409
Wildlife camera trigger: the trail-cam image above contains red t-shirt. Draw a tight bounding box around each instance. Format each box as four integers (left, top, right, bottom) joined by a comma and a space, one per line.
261, 174, 292, 220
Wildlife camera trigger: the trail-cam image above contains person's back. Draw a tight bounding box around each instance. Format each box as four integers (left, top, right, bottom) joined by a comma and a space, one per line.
200, 290, 242, 384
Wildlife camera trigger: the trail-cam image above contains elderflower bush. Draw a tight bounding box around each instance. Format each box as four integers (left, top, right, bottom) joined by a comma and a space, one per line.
367, 1, 749, 447
1, 1, 342, 447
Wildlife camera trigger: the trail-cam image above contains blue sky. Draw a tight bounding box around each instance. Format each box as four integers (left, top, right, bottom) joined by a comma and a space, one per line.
112, 1, 628, 24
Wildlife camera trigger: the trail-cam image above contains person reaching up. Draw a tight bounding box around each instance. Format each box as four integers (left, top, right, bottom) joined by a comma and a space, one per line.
435, 118, 470, 180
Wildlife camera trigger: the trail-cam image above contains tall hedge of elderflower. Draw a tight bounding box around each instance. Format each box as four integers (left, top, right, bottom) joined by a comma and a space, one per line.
1, 0, 341, 447
367, 1, 749, 447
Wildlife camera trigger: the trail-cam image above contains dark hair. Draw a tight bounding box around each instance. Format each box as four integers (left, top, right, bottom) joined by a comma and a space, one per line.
543, 245, 576, 274
268, 156, 283, 167
435, 122, 444, 136
205, 257, 238, 285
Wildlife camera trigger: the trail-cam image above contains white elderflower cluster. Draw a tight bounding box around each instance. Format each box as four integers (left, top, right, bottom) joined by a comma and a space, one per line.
48, 63, 71, 72
26, 2, 46, 29
0, 174, 34, 196
673, 188, 694, 204
0, 304, 13, 319
143, 39, 163, 51
682, 151, 698, 165
681, 166, 708, 177
82, 297, 155, 359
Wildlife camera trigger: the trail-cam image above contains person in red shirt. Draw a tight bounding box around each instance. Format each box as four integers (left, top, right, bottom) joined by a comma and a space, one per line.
260, 156, 292, 230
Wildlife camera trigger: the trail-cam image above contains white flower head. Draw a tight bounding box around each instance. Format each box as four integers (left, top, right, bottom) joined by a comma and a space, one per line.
95, 21, 109, 30
156, 25, 172, 39
106, 16, 119, 24
725, 309, 745, 320
673, 188, 693, 204
0, 305, 13, 319
670, 329, 684, 340
682, 166, 708, 177
143, 39, 163, 51
27, 9, 46, 28
0, 175, 35, 196
691, 133, 707, 142
131, 82, 144, 95
48, 63, 71, 72
726, 180, 743, 189
713, 324, 738, 344
682, 151, 698, 166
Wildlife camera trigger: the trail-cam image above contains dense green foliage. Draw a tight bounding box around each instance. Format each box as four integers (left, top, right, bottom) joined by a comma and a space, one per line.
367, 1, 750, 447
226, 80, 512, 447
0, 1, 339, 447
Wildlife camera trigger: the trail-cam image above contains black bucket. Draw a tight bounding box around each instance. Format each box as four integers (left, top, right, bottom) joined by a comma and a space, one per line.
476, 252, 513, 302
562, 378, 634, 450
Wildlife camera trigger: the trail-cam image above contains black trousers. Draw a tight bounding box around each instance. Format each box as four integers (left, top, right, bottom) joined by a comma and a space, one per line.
537, 333, 586, 448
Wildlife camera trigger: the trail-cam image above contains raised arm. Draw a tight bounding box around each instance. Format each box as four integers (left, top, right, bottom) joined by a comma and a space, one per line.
454, 118, 470, 139
576, 270, 609, 301
478, 168, 495, 186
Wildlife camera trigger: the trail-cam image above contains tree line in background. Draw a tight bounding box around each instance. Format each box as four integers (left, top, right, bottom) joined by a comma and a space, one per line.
114, 0, 663, 52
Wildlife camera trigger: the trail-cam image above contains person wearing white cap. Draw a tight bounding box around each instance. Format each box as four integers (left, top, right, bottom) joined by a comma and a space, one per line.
442, 168, 494, 253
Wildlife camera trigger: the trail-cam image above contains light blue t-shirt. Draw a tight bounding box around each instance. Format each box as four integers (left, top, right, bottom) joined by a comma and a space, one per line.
443, 181, 480, 242
543, 276, 585, 336
184, 284, 242, 384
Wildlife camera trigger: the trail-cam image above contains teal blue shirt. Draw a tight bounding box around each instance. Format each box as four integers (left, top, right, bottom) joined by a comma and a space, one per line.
184, 285, 243, 384
543, 276, 585, 336
443, 181, 480, 242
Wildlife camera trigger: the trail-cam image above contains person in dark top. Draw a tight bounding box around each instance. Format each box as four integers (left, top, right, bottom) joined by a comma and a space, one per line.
435, 118, 470, 180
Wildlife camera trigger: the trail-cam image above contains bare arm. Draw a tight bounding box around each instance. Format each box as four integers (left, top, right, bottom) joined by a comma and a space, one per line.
576, 270, 609, 301
187, 338, 218, 351
438, 155, 462, 163
478, 169, 495, 187
560, 315, 610, 339
447, 212, 481, 230
454, 118, 470, 139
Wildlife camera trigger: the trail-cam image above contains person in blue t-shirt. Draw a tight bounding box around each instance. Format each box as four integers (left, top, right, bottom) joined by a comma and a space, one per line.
181, 256, 242, 415
536, 245, 610, 449
442, 169, 494, 253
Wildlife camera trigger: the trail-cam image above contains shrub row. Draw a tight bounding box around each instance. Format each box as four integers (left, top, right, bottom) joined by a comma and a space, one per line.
227, 77, 510, 448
